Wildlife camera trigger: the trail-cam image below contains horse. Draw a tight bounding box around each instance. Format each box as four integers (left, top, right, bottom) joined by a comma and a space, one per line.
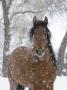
8, 16, 57, 90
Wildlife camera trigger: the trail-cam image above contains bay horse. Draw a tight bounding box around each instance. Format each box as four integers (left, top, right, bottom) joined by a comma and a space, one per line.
8, 16, 57, 90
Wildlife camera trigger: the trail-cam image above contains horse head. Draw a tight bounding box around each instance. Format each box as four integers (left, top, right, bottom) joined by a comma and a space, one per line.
30, 16, 51, 57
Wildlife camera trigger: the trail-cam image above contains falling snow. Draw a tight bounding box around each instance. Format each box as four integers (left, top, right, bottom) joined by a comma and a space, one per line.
0, 0, 67, 90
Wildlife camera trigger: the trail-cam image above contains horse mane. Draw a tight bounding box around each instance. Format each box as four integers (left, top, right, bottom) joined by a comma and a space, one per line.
33, 20, 47, 28
29, 20, 56, 66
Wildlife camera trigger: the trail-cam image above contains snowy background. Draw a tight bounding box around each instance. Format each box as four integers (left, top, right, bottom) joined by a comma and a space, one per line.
0, 0, 67, 90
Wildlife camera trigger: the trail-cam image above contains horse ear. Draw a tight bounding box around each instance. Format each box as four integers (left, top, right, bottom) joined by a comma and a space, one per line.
33, 16, 37, 25
44, 16, 48, 25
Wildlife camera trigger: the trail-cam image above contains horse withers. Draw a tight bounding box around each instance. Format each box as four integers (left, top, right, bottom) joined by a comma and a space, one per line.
8, 16, 57, 90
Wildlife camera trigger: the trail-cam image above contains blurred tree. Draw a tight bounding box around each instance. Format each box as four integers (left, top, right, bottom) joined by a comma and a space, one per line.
2, 0, 14, 77
57, 32, 67, 75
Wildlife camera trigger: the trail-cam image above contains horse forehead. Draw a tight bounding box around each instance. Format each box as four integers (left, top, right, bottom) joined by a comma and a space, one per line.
37, 25, 44, 29
35, 26, 45, 34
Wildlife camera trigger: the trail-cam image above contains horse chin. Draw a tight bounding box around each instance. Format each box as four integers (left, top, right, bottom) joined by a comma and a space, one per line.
29, 51, 45, 63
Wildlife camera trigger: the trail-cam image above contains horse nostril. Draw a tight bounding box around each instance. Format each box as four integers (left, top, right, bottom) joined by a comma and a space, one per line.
36, 49, 39, 53
36, 49, 44, 56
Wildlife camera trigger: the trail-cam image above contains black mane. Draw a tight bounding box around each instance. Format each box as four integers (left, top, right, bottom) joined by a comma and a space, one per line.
33, 20, 47, 28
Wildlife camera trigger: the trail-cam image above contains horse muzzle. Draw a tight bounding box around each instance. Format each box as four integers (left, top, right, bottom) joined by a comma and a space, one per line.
36, 48, 45, 57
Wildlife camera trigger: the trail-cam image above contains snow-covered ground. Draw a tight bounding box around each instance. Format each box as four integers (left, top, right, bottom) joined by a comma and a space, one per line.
0, 76, 67, 90
54, 76, 67, 90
